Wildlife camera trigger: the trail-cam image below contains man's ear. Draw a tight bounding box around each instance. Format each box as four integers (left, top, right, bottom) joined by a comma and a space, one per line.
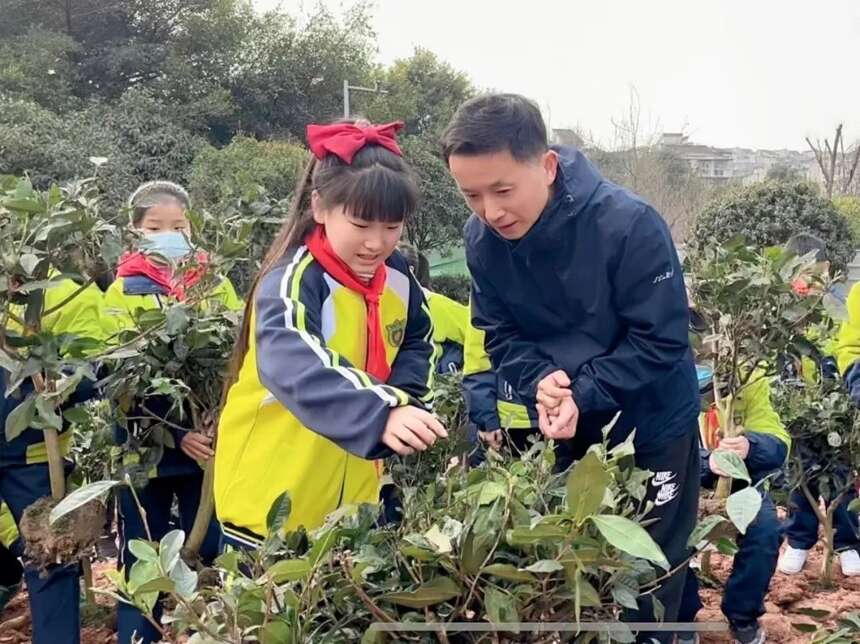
541, 149, 559, 186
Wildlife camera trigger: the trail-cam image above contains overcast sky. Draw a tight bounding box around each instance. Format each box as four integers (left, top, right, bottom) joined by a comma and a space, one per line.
256, 0, 859, 151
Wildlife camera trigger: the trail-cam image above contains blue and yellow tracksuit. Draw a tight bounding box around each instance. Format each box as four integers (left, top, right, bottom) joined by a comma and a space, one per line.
681, 376, 790, 630
794, 281, 860, 555
425, 290, 467, 374
837, 280, 860, 398
103, 272, 242, 644
215, 246, 435, 546
0, 502, 23, 611
462, 317, 534, 461
1, 278, 105, 644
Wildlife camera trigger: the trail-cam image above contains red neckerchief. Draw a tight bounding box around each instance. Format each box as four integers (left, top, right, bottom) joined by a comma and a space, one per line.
306, 226, 390, 381
116, 252, 208, 301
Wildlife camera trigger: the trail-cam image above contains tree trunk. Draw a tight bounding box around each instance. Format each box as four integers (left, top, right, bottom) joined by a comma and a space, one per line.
64, 0, 73, 37
32, 374, 66, 500
182, 459, 214, 565
43, 428, 66, 500
821, 509, 835, 587
82, 558, 96, 605
182, 407, 214, 565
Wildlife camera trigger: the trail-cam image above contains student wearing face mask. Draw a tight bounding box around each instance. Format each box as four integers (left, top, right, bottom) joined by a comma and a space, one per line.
102, 181, 242, 644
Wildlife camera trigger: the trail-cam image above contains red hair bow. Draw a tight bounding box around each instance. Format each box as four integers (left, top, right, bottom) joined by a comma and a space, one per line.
306, 121, 404, 163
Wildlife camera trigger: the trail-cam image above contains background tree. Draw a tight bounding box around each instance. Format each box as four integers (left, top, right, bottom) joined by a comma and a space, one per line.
692, 181, 855, 270
363, 47, 475, 140
806, 123, 860, 199
399, 136, 470, 255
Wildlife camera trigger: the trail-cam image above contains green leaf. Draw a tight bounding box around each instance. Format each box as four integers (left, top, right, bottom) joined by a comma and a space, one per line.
306, 527, 341, 566
128, 560, 161, 614
135, 577, 175, 594
49, 480, 120, 525
215, 550, 242, 576
791, 623, 819, 634
165, 305, 190, 335
16, 279, 64, 294
5, 198, 43, 213
424, 524, 452, 554
159, 529, 185, 573
688, 515, 730, 547
506, 524, 569, 545
611, 573, 641, 610
566, 451, 611, 523
485, 587, 518, 624
847, 498, 860, 514
711, 449, 751, 483
5, 394, 36, 442
478, 481, 507, 505
19, 253, 40, 276
481, 564, 537, 583
129, 540, 159, 564
266, 558, 311, 583
525, 559, 564, 574
575, 575, 602, 608
382, 576, 461, 608
361, 627, 386, 644
794, 607, 832, 621
169, 558, 198, 599
590, 515, 669, 570
260, 620, 292, 644
62, 405, 91, 425
726, 487, 762, 535
266, 491, 292, 535
35, 395, 62, 430
716, 537, 739, 556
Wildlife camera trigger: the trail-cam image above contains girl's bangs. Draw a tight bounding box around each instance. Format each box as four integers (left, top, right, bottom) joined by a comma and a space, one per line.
338, 166, 418, 224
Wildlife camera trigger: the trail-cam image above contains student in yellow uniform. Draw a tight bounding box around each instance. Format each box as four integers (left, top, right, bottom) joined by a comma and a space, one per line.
678, 373, 789, 644
396, 242, 468, 374
215, 120, 446, 548
102, 181, 242, 644
0, 502, 23, 611
780, 233, 860, 577
1, 275, 105, 643
462, 319, 538, 461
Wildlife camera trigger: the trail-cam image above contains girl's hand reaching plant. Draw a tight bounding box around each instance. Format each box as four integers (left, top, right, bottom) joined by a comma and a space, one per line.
382, 406, 448, 455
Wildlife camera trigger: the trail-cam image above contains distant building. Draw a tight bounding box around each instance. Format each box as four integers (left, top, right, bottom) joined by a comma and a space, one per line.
550, 128, 585, 148
658, 134, 734, 182
657, 133, 824, 187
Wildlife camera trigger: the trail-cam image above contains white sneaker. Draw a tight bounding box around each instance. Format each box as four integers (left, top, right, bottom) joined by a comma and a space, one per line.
777, 546, 809, 574
840, 549, 860, 576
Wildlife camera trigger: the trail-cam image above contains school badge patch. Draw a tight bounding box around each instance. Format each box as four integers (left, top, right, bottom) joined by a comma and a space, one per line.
386, 319, 406, 347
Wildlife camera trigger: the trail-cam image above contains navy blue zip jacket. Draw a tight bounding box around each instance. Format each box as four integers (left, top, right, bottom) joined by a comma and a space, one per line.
464, 146, 699, 449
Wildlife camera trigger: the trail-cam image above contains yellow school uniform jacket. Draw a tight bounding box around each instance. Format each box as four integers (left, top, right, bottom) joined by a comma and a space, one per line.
837, 281, 860, 378
2, 278, 105, 466
463, 319, 532, 431
215, 246, 436, 544
0, 502, 18, 549
426, 291, 467, 347
102, 275, 242, 339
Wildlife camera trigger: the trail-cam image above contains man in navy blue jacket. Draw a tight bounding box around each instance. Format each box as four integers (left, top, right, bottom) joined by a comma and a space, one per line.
442, 93, 700, 642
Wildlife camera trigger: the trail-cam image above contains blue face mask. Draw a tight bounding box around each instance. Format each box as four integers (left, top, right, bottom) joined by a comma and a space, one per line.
696, 364, 714, 393
140, 231, 192, 260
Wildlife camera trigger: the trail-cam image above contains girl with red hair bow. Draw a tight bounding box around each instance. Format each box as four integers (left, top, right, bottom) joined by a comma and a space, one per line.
214, 120, 447, 547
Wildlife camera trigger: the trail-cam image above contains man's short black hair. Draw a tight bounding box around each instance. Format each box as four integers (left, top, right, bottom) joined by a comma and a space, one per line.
441, 93, 548, 163
785, 232, 830, 264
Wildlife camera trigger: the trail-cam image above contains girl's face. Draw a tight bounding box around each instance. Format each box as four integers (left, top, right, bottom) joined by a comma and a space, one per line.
312, 193, 403, 279
136, 202, 191, 235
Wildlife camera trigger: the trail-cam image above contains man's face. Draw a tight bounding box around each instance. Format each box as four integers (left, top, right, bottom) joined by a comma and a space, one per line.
448, 150, 558, 240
